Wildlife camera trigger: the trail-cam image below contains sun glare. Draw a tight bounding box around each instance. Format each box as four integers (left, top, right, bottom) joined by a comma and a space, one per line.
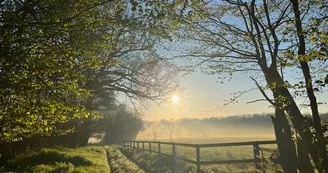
171, 95, 180, 104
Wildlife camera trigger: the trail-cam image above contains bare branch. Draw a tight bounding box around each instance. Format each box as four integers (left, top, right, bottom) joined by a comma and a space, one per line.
247, 99, 273, 104
250, 76, 275, 106
208, 88, 257, 112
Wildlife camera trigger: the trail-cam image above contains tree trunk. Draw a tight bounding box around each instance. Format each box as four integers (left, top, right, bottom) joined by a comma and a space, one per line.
297, 137, 315, 173
264, 67, 315, 172
170, 127, 173, 142
76, 97, 94, 146
271, 109, 298, 173
290, 0, 327, 171
76, 117, 93, 146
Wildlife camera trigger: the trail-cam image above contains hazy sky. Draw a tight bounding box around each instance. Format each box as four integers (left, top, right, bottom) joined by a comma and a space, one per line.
141, 44, 328, 121
143, 69, 328, 121
134, 0, 328, 121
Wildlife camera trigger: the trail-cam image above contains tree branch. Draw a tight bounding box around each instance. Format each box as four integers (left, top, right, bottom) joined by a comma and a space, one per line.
250, 76, 275, 106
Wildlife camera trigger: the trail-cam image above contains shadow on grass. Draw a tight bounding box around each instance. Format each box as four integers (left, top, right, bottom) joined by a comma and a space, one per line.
119, 148, 196, 173
4, 148, 92, 172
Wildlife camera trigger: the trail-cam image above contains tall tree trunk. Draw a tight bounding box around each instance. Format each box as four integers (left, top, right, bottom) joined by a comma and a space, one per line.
297, 136, 315, 173
290, 0, 327, 172
77, 117, 93, 146
271, 109, 298, 173
77, 97, 94, 146
264, 67, 315, 172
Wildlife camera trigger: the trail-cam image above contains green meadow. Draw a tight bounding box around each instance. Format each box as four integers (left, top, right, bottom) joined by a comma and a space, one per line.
119, 137, 281, 173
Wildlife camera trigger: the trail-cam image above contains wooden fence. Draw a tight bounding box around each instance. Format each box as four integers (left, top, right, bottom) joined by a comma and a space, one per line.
119, 140, 277, 173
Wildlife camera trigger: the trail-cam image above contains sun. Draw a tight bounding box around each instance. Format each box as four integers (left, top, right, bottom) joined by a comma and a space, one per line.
171, 95, 180, 104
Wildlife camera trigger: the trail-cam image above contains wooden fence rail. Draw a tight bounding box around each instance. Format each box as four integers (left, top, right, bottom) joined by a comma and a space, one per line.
119, 140, 277, 173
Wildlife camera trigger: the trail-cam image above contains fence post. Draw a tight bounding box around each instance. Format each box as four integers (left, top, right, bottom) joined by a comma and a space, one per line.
260, 148, 266, 172
137, 141, 139, 149
158, 142, 161, 154
172, 143, 177, 173
133, 141, 135, 148
142, 142, 145, 150
253, 143, 261, 171
149, 142, 152, 153
196, 144, 201, 173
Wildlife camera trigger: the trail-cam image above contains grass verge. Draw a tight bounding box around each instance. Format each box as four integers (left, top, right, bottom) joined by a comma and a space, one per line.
118, 146, 195, 173
1, 146, 110, 173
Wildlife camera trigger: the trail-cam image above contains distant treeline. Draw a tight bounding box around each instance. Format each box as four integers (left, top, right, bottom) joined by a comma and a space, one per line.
138, 113, 328, 139
179, 112, 328, 127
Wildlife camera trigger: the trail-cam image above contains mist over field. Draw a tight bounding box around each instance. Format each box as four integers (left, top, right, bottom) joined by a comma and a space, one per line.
138, 114, 274, 140
137, 113, 328, 142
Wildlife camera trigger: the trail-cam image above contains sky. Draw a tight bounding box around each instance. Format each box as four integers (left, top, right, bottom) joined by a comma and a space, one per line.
139, 10, 328, 120
139, 43, 328, 121
143, 68, 328, 121
133, 1, 328, 121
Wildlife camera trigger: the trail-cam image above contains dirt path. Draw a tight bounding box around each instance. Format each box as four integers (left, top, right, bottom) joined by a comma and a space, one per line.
104, 146, 146, 173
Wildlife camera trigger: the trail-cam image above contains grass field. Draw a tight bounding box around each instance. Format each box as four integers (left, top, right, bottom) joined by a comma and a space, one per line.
120, 136, 281, 173
0, 137, 280, 173
1, 146, 110, 173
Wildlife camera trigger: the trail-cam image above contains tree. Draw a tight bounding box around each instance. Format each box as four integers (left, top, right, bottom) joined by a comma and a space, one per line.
0, 0, 185, 143
0, 1, 218, 167
92, 104, 144, 144
289, 1, 328, 171
72, 14, 180, 146
173, 0, 327, 172
0, 0, 193, 162
147, 120, 161, 141
0, 0, 107, 142
161, 119, 177, 141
